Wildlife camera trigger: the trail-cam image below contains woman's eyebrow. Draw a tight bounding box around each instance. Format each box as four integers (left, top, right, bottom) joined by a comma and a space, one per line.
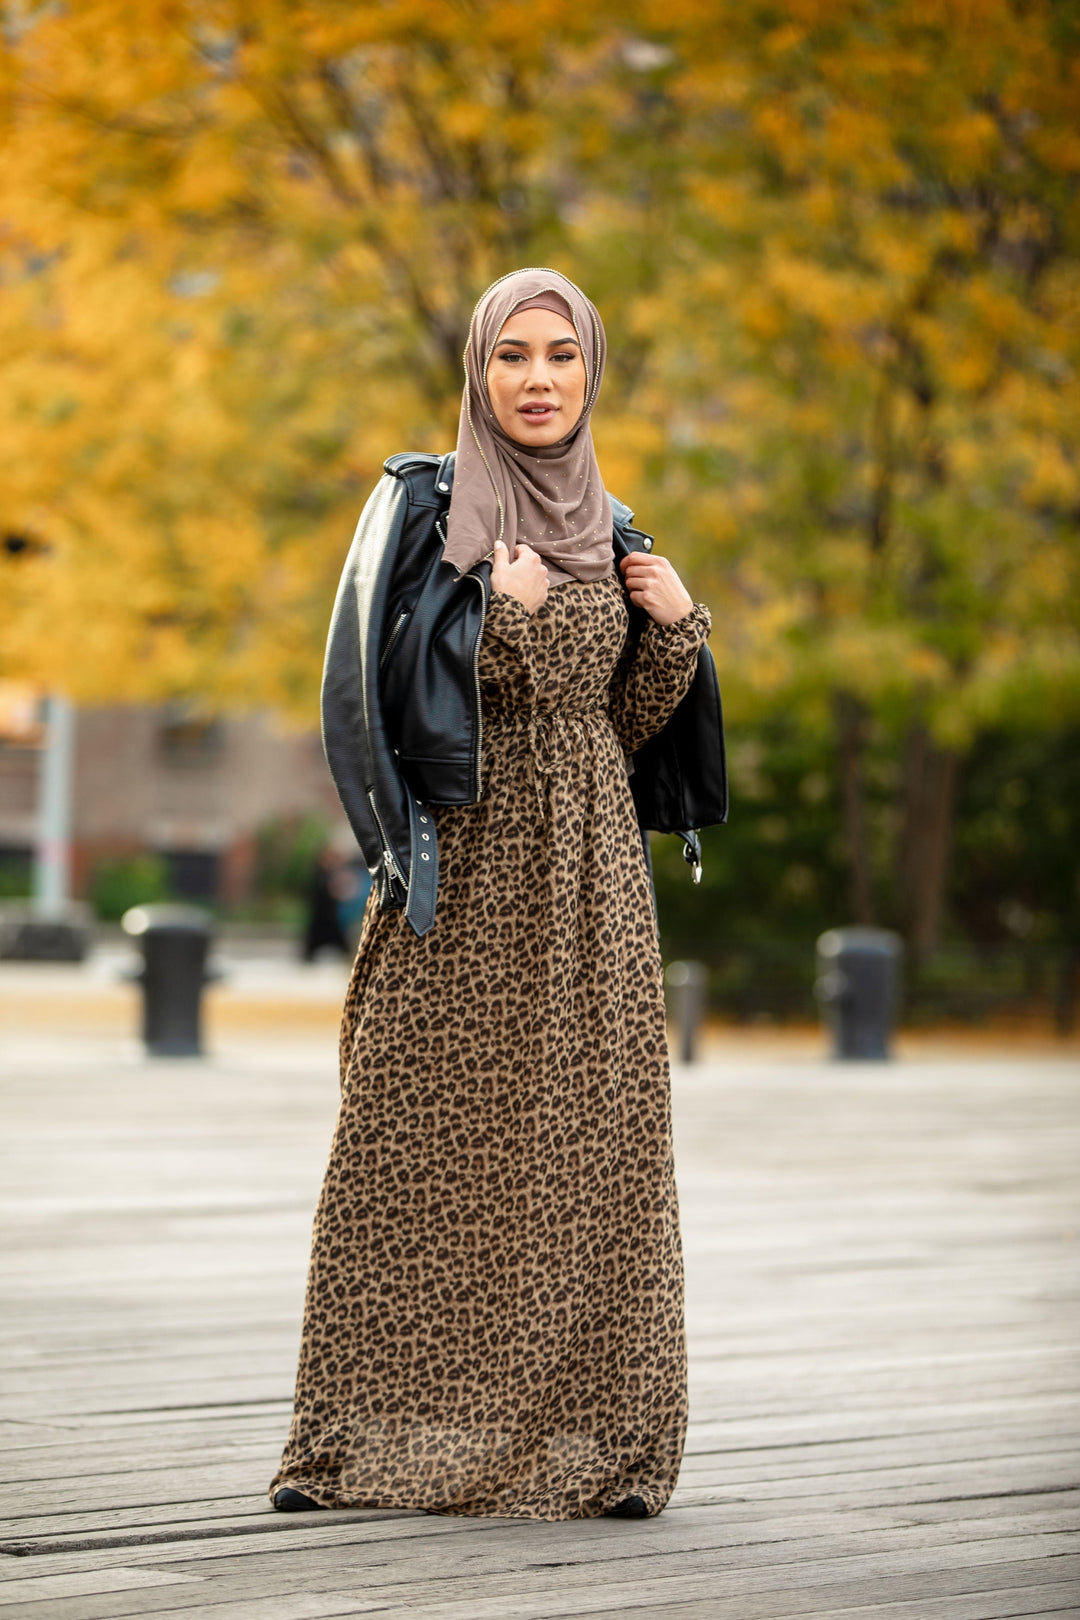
494, 334, 581, 349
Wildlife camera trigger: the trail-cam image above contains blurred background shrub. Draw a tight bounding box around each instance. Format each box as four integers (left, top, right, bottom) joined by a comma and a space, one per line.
653, 724, 1080, 1028
242, 815, 333, 929
88, 855, 170, 922
0, 848, 33, 900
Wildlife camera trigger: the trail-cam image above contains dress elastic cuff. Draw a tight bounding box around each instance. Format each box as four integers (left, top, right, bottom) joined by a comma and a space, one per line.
647, 602, 712, 645
484, 590, 534, 649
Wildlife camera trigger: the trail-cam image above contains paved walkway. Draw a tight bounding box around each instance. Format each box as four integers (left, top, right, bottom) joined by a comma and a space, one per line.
0, 1017, 1077, 1618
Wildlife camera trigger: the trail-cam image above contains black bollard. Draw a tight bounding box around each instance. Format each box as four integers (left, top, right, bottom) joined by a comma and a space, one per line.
121, 904, 216, 1057
814, 927, 903, 1060
665, 960, 707, 1063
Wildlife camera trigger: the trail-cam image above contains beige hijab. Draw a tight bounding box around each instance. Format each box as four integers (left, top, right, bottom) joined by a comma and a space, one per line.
442, 268, 614, 586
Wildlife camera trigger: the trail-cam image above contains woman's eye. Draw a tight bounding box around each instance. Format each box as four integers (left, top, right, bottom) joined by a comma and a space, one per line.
494, 349, 577, 364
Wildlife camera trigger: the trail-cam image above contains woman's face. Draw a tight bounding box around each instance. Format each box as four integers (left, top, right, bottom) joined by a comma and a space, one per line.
485, 308, 588, 447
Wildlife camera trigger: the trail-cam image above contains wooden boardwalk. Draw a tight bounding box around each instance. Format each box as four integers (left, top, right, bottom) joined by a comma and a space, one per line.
1, 1014, 1078, 1618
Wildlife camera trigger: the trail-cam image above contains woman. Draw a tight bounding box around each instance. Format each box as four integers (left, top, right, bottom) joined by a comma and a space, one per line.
270, 267, 716, 1521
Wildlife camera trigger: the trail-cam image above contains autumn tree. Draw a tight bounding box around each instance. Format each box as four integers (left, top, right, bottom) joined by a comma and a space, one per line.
628, 0, 1080, 951
0, 1, 594, 707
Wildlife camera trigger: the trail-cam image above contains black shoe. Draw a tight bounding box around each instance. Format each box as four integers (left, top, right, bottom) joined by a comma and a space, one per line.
273, 1487, 324, 1512
606, 1494, 649, 1518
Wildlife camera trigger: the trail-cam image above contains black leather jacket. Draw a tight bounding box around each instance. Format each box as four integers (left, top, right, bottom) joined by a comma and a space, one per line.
321, 451, 727, 937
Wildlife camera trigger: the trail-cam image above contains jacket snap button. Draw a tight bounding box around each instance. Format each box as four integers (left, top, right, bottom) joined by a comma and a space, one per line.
644, 538, 653, 550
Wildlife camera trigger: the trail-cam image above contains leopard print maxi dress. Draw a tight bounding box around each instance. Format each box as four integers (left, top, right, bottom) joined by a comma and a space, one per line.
271, 573, 712, 1519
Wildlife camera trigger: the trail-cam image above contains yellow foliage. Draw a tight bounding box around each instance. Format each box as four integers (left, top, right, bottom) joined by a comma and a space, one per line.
0, 0, 1076, 741
1021, 443, 1079, 508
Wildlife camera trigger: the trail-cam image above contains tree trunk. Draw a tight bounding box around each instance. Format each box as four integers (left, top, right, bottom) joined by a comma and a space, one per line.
895, 724, 959, 955
833, 692, 875, 925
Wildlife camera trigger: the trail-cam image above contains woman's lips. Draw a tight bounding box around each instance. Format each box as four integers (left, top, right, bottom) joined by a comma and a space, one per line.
519, 404, 557, 419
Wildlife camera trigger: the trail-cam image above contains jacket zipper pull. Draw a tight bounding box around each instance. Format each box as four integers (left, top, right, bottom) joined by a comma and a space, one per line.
682, 829, 703, 885
367, 788, 406, 895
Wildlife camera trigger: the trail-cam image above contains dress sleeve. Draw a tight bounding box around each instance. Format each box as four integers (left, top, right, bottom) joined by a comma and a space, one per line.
608, 603, 713, 756
481, 590, 541, 686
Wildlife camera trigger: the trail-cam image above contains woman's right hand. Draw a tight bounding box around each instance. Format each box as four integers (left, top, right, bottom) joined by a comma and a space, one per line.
491, 539, 548, 615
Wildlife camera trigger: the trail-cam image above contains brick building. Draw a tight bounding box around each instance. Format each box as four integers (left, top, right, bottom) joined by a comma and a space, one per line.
0, 694, 345, 906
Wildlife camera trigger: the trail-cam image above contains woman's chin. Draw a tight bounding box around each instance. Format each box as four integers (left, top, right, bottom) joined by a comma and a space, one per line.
505, 423, 567, 449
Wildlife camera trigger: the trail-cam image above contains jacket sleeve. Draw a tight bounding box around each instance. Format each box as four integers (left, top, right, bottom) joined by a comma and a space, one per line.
608, 603, 713, 757
320, 474, 414, 911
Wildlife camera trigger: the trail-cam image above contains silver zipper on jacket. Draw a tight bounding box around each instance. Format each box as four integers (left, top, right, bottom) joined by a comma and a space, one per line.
379, 608, 409, 671
437, 515, 485, 802
367, 787, 406, 894
465, 573, 485, 800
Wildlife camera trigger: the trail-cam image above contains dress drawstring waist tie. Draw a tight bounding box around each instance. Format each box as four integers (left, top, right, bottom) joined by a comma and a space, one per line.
488, 707, 608, 814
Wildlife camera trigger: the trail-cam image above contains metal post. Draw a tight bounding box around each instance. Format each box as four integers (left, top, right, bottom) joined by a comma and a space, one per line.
815, 928, 903, 1060
122, 904, 217, 1057
33, 694, 75, 919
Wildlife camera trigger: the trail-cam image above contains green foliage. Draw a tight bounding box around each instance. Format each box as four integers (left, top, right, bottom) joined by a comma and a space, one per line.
950, 728, 1080, 946
653, 719, 1080, 951
653, 718, 848, 953
653, 719, 1078, 1024
89, 854, 170, 921
0, 851, 31, 899
253, 814, 331, 902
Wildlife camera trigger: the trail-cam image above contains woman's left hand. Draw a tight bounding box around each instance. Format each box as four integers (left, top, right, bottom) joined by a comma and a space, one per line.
619, 552, 694, 627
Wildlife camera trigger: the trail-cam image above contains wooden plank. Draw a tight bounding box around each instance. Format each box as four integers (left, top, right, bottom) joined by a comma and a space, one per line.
177, 1546, 1080, 1616
5, 1546, 1077, 1620
1, 1493, 1067, 1558
2, 1562, 1079, 1620
8, 1490, 1080, 1555
552, 1585, 1080, 1620
4, 1480, 1076, 1553
6, 1424, 1074, 1520
4, 1401, 1077, 1480
0, 1568, 202, 1605
4, 1438, 1075, 1535
5, 1510, 1076, 1587
9, 1403, 1076, 1478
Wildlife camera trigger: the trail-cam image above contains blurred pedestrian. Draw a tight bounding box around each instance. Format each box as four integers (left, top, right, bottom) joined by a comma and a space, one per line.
271, 268, 724, 1521
330, 853, 371, 950
301, 836, 373, 962
299, 844, 350, 963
